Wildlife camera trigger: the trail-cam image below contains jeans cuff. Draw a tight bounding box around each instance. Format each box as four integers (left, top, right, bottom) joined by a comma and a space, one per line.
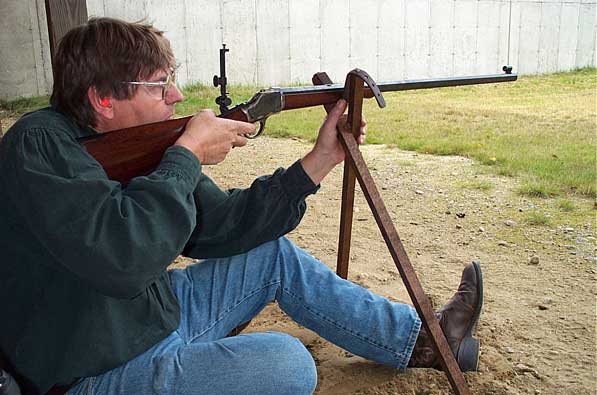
396, 309, 421, 370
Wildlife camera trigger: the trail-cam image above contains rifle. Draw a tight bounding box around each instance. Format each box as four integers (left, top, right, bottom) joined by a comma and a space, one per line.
80, 46, 516, 183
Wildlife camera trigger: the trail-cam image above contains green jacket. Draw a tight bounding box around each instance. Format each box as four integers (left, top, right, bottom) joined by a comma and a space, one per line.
0, 108, 318, 393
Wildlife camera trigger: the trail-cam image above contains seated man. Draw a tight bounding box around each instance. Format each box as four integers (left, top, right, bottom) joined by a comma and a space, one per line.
0, 17, 483, 395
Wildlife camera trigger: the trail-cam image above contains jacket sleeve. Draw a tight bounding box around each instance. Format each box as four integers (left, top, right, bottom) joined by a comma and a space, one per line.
183, 160, 319, 258
2, 128, 201, 298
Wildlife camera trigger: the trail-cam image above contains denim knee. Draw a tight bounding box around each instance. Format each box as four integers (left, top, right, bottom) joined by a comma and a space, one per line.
259, 331, 317, 395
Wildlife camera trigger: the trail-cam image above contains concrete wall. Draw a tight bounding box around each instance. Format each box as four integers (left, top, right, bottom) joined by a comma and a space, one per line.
1, 0, 595, 100
0, 0, 53, 99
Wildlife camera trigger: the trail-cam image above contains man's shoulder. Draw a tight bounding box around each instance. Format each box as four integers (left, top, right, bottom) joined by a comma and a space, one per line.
0, 108, 92, 164
9, 107, 76, 137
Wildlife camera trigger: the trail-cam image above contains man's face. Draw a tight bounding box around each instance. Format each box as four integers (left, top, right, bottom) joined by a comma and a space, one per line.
106, 68, 184, 131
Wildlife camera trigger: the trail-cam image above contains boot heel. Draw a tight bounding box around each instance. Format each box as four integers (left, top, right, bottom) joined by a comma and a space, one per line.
457, 336, 480, 372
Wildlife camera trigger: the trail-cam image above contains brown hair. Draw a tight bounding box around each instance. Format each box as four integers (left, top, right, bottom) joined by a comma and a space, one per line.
50, 17, 176, 128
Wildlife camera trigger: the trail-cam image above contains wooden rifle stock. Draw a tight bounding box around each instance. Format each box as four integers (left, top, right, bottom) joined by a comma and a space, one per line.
80, 72, 516, 183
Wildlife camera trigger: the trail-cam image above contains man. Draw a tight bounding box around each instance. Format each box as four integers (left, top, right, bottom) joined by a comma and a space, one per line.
0, 18, 483, 395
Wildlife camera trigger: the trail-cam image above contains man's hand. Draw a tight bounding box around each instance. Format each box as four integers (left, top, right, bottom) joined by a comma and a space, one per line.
301, 100, 367, 185
174, 110, 255, 164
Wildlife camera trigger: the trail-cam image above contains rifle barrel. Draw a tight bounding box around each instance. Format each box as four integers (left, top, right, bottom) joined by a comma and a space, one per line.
280, 73, 517, 96
280, 73, 516, 111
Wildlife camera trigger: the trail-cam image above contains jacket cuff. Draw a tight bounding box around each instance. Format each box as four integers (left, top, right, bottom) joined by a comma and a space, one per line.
155, 145, 202, 188
280, 160, 320, 199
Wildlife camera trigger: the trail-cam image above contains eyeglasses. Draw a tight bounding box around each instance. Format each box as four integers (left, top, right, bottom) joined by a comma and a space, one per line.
121, 70, 177, 100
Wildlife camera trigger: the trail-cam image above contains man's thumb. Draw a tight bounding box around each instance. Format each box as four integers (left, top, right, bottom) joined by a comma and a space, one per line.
323, 99, 347, 126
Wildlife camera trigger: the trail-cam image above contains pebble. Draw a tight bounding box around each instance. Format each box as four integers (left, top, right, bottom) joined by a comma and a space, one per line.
505, 346, 515, 354
456, 224, 462, 229
514, 363, 541, 379
498, 240, 508, 247
478, 226, 485, 232
505, 220, 517, 227
456, 213, 466, 218
542, 297, 554, 305
415, 190, 424, 195
529, 256, 540, 265
564, 227, 574, 233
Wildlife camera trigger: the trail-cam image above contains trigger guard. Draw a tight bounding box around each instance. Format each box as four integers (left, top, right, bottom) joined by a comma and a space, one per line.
246, 120, 266, 139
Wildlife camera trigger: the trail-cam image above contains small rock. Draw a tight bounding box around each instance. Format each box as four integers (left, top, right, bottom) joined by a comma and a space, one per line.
355, 273, 369, 281
514, 363, 541, 379
456, 224, 463, 229
498, 240, 508, 247
410, 221, 419, 225
505, 220, 516, 227
529, 256, 540, 265
564, 227, 574, 233
479, 226, 485, 233
456, 213, 466, 218
542, 297, 554, 305
505, 346, 515, 354
415, 190, 424, 195
538, 304, 549, 310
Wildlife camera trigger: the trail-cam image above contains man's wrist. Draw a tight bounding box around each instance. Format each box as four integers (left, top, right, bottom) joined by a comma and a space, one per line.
300, 149, 338, 185
174, 139, 204, 164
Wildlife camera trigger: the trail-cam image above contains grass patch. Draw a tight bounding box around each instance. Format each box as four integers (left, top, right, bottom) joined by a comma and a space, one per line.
556, 199, 576, 212
518, 182, 560, 198
0, 96, 49, 117
458, 179, 494, 191
524, 210, 552, 226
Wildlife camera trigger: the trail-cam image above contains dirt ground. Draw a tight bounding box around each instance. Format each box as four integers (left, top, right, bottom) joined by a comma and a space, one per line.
170, 136, 596, 395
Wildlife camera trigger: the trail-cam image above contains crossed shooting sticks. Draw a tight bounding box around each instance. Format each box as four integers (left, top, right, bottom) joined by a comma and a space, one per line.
313, 69, 473, 395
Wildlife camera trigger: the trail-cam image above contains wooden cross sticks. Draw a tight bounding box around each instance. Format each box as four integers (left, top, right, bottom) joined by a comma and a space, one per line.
312, 69, 473, 395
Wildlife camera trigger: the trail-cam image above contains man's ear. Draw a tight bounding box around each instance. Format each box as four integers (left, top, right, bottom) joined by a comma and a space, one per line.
87, 87, 114, 120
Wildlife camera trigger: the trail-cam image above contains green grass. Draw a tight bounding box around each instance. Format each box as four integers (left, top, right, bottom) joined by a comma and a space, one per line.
457, 179, 495, 192
2, 68, 596, 198
0, 95, 49, 117
556, 199, 576, 212
524, 210, 552, 226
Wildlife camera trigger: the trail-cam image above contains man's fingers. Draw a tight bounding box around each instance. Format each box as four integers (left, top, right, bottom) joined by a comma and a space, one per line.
233, 134, 248, 148
235, 121, 256, 136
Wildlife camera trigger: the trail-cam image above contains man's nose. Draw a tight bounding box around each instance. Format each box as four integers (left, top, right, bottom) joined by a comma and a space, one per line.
166, 83, 184, 104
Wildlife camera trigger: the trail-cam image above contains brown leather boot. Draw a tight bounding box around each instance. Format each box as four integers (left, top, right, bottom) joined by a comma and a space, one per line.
408, 261, 483, 372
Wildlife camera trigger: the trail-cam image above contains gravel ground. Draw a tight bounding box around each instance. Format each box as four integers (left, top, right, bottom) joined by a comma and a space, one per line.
172, 136, 596, 395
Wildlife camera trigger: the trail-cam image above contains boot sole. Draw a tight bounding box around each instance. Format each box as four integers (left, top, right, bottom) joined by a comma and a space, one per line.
458, 260, 483, 371
457, 336, 480, 372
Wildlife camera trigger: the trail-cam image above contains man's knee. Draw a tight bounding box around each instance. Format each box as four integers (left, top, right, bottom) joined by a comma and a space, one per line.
256, 331, 317, 394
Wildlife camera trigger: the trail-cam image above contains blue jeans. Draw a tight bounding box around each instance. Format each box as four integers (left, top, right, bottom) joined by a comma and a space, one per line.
67, 237, 420, 395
